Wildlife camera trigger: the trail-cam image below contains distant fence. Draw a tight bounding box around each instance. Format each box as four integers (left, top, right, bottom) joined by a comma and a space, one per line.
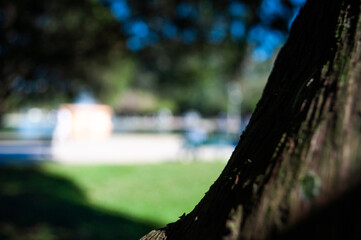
112, 116, 243, 134
2, 108, 248, 141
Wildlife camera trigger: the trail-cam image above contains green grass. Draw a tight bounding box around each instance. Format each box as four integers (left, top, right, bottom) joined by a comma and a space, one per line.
45, 162, 225, 225
0, 161, 226, 240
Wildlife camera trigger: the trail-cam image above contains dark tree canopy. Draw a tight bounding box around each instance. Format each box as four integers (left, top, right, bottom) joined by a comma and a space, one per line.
0, 0, 122, 112
0, 0, 305, 116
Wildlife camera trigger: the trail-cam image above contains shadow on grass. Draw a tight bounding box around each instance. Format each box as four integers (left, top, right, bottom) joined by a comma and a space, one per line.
0, 165, 156, 240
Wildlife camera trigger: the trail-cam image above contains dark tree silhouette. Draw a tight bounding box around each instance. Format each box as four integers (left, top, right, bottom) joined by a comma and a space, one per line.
141, 0, 361, 239
0, 0, 122, 117
0, 0, 303, 117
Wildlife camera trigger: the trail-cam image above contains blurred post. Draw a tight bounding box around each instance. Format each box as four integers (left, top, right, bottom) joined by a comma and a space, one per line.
226, 81, 243, 135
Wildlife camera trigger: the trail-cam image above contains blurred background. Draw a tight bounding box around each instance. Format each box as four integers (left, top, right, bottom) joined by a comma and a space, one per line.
0, 0, 305, 239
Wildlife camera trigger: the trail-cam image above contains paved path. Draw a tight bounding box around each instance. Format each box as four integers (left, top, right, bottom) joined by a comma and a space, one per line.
0, 134, 234, 164
0, 140, 51, 163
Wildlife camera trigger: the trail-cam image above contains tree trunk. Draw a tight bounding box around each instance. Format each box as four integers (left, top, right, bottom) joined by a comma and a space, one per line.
141, 0, 361, 239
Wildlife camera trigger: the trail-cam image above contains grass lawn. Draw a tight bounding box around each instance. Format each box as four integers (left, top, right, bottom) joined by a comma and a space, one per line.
0, 161, 226, 240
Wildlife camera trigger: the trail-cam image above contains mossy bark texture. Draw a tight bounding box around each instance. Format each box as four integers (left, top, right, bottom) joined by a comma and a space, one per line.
141, 0, 361, 239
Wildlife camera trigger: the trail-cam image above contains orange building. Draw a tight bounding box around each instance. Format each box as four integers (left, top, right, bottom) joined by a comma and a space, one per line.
53, 104, 113, 141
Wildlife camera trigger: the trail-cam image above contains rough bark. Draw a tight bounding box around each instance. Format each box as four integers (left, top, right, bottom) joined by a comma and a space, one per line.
141, 0, 361, 239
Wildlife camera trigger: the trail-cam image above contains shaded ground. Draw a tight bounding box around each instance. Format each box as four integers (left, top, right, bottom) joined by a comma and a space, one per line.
0, 165, 157, 240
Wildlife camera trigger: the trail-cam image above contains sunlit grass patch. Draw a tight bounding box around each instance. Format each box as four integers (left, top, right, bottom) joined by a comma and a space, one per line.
44, 161, 226, 225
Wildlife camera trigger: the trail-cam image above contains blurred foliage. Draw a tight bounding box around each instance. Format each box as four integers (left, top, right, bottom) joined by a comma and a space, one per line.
0, 0, 123, 112
0, 0, 306, 116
